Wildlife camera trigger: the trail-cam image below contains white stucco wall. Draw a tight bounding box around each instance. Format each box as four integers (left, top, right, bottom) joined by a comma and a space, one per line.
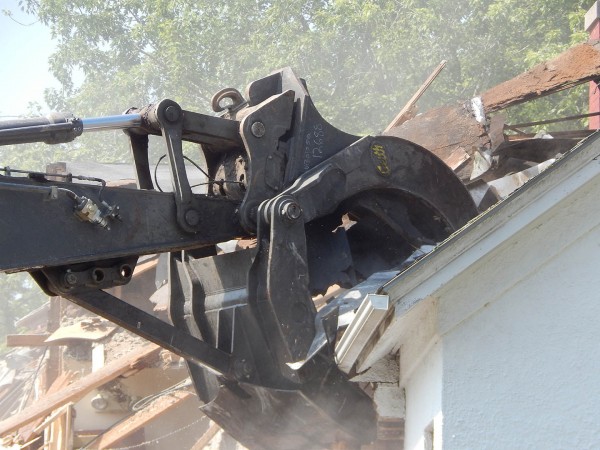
437, 177, 600, 449
403, 340, 443, 450
441, 233, 600, 448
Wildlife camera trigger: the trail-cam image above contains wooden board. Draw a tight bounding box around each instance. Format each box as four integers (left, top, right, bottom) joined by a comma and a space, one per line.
385, 43, 600, 182
385, 104, 487, 181
482, 42, 600, 112
6, 334, 51, 347
17, 371, 76, 442
190, 422, 221, 450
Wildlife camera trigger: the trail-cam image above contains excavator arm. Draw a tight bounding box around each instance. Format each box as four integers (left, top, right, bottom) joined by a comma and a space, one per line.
0, 68, 478, 449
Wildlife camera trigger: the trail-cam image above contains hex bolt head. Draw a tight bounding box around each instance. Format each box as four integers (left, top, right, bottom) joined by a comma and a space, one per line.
64, 272, 78, 286
185, 209, 200, 226
251, 121, 266, 138
281, 201, 302, 221
164, 105, 180, 122
233, 358, 253, 380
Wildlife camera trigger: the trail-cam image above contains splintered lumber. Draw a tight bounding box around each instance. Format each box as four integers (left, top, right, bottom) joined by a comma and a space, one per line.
482, 42, 600, 112
384, 60, 446, 131
92, 390, 193, 449
17, 371, 76, 442
0, 344, 160, 437
385, 104, 488, 181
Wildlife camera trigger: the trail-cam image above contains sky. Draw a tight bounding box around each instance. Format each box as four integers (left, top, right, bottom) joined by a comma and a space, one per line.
0, 0, 59, 117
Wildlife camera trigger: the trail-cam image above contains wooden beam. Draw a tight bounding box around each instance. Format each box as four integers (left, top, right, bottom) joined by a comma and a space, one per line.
92, 390, 193, 449
6, 334, 51, 347
134, 257, 158, 275
44, 297, 62, 392
482, 43, 600, 112
32, 402, 73, 434
0, 344, 160, 437
386, 43, 600, 182
385, 104, 487, 182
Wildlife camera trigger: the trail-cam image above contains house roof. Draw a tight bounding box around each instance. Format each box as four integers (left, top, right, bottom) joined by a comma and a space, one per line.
358, 130, 600, 372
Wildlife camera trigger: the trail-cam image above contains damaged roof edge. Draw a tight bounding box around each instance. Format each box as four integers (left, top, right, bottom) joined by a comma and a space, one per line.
361, 131, 600, 370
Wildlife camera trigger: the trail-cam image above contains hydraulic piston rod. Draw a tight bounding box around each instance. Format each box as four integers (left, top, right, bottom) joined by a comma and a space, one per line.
0, 112, 142, 146
82, 114, 142, 131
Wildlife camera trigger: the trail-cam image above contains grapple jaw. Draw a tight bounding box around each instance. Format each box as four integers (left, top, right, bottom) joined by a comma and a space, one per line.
168, 117, 477, 448
197, 360, 376, 449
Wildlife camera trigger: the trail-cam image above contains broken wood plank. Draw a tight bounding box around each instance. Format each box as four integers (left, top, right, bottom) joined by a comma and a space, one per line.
444, 147, 471, 171
385, 43, 600, 182
0, 344, 160, 437
482, 42, 600, 112
32, 402, 73, 434
384, 60, 446, 132
45, 297, 62, 392
92, 390, 193, 449
6, 334, 51, 347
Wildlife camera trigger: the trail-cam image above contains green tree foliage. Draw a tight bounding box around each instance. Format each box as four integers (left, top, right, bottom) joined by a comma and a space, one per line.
20, 0, 591, 137
3, 0, 591, 170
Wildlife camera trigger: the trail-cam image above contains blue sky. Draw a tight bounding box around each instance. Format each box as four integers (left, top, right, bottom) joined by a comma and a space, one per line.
0, 0, 59, 117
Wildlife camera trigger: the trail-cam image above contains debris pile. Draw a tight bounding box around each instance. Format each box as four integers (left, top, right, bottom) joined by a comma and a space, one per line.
387, 42, 600, 210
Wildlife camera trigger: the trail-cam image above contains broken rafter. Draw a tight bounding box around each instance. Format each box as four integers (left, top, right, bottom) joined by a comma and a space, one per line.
482, 42, 600, 112
32, 402, 73, 434
384, 60, 447, 132
385, 43, 600, 182
17, 371, 76, 443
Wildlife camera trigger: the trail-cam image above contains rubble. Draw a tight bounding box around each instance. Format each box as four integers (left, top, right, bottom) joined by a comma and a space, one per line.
0, 259, 236, 449
387, 42, 600, 212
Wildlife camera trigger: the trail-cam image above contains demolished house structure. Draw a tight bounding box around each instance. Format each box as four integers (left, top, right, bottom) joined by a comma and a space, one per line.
2, 5, 600, 448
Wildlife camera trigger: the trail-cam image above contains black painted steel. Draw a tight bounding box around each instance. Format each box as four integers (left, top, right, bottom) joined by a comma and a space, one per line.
0, 68, 480, 449
0, 176, 244, 271
0, 113, 83, 145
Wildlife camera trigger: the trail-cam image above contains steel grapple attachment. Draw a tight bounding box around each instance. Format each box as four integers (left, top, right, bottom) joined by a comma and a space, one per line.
0, 68, 478, 448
